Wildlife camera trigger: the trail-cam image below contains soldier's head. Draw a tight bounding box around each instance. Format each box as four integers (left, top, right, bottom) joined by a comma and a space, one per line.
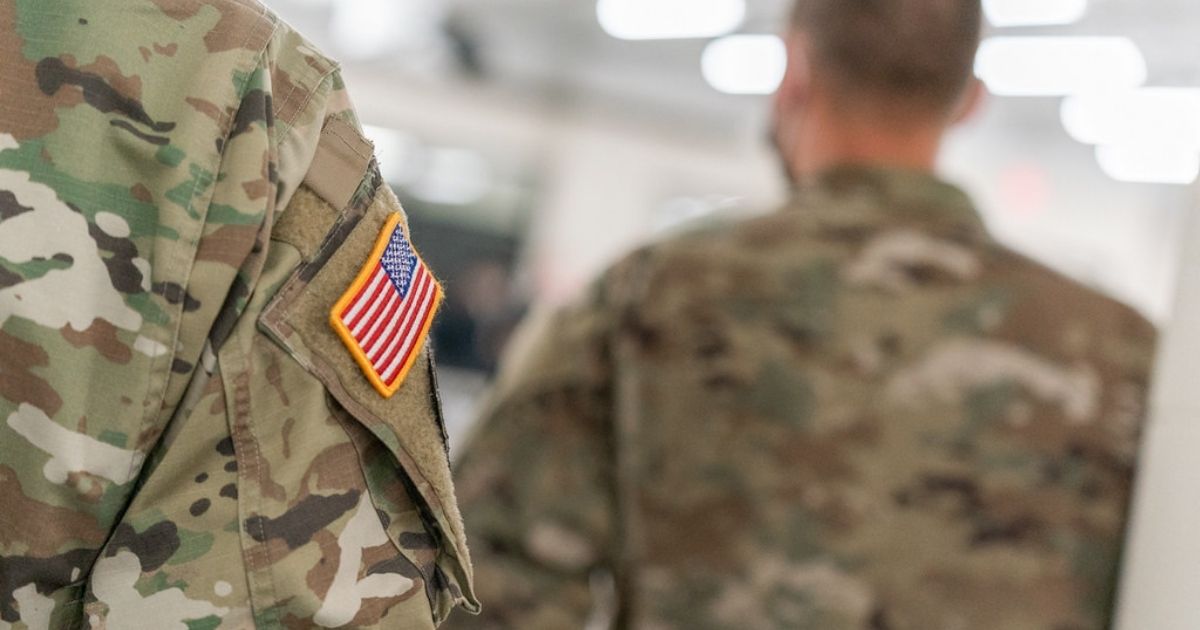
774, 0, 984, 181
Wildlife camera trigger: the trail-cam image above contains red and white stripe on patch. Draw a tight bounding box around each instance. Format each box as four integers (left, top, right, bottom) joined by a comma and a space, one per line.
330, 213, 443, 398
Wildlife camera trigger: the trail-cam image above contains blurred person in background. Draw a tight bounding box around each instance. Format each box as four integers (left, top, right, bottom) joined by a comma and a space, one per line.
448, 0, 1158, 628
0, 0, 477, 626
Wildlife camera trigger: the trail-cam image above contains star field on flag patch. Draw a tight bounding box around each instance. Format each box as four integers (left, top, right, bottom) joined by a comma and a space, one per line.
330, 213, 444, 398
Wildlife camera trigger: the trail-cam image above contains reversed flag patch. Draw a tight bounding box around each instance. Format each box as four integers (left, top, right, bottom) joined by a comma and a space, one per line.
330, 213, 443, 398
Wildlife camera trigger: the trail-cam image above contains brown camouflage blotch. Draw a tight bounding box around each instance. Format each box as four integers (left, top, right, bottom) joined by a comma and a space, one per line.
267, 66, 306, 127
185, 96, 224, 123
351, 592, 419, 627
65, 471, 106, 503
148, 0, 269, 53
922, 570, 1086, 626
242, 153, 273, 201
194, 224, 260, 267
77, 55, 143, 101
147, 0, 203, 22
643, 494, 754, 569
304, 528, 340, 602
280, 613, 310, 630
0, 466, 104, 555
264, 346, 291, 406
0, 330, 64, 416
0, 3, 63, 139
200, 0, 273, 53
350, 546, 422, 627
250, 451, 288, 502
60, 320, 133, 364
207, 382, 226, 417
300, 443, 362, 494
130, 183, 153, 203
282, 417, 295, 459
773, 423, 877, 484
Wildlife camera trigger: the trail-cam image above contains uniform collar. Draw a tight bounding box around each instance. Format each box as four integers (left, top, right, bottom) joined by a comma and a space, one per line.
789, 165, 989, 242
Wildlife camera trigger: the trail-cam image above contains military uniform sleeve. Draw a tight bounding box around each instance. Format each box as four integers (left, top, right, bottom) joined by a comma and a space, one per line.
446, 275, 626, 628
60, 21, 475, 630
214, 43, 475, 630
0, 2, 283, 627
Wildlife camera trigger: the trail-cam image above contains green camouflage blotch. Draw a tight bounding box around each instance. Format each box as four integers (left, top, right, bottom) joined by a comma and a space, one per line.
167, 528, 214, 566
98, 430, 128, 448
136, 571, 188, 598
186, 616, 222, 630
206, 202, 265, 226
164, 164, 216, 219
156, 145, 186, 167
0, 255, 73, 282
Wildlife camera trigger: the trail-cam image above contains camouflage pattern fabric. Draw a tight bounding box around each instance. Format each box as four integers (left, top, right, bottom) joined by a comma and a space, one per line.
0, 1, 477, 627
448, 167, 1158, 629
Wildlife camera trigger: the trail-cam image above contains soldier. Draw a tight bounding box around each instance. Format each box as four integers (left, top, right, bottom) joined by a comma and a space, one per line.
0, 1, 476, 627
449, 0, 1157, 628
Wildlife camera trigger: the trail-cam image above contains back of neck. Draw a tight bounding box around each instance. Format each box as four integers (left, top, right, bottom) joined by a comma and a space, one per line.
787, 104, 944, 180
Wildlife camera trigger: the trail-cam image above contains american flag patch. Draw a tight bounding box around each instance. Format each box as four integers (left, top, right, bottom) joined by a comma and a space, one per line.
330, 213, 443, 398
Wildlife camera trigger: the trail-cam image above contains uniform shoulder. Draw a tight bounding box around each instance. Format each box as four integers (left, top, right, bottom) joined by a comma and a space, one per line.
590, 209, 816, 313
985, 242, 1156, 340
144, 0, 280, 53
635, 208, 813, 267
142, 1, 342, 90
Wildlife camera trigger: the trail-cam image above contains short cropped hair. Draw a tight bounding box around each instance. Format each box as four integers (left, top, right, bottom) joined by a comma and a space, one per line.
791, 0, 982, 114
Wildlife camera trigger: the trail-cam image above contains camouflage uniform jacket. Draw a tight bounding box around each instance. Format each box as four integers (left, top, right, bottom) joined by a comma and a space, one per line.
449, 167, 1158, 629
0, 1, 478, 627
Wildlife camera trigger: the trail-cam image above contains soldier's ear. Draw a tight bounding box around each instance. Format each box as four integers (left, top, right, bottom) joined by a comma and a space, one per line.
774, 31, 812, 115
951, 78, 986, 125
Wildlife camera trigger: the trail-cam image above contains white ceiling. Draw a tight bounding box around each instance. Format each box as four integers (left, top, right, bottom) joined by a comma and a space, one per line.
268, 0, 1200, 142
265, 0, 1200, 319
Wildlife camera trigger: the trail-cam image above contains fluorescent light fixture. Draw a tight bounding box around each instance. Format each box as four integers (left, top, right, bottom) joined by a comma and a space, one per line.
983, 0, 1087, 27
597, 0, 745, 40
702, 35, 787, 95
1095, 145, 1200, 185
1061, 88, 1200, 149
975, 37, 1146, 97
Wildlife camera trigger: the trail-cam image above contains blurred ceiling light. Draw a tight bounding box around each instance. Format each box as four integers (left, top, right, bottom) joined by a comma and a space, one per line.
702, 35, 787, 95
975, 37, 1146, 97
1095, 145, 1200, 185
409, 148, 493, 206
331, 0, 443, 60
1061, 88, 1200, 149
983, 0, 1087, 27
597, 0, 745, 40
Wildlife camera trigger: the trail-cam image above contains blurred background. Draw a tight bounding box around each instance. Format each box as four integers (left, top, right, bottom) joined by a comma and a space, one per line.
264, 1, 1200, 627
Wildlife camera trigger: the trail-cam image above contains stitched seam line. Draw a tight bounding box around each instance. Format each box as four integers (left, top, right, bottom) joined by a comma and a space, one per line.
326, 122, 372, 161
125, 0, 276, 485
284, 65, 337, 134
